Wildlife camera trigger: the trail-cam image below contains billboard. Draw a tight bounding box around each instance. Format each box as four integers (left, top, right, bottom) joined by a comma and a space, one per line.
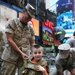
0, 5, 17, 30
56, 0, 75, 38
42, 19, 54, 46
41, 9, 61, 46
56, 0, 72, 14
42, 19, 60, 46
29, 18, 39, 36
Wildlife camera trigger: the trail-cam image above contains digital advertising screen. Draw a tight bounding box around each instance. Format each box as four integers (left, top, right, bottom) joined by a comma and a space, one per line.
0, 4, 17, 30
57, 11, 75, 37
56, 0, 74, 39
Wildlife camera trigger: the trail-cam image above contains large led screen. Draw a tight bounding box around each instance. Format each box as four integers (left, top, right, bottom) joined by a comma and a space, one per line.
57, 11, 75, 37
56, 0, 74, 38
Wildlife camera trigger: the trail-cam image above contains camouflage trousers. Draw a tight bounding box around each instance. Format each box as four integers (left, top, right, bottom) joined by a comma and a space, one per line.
0, 57, 24, 75
0, 60, 3, 75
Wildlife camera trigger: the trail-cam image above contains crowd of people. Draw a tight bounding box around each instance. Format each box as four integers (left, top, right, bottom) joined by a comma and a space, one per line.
0, 3, 75, 75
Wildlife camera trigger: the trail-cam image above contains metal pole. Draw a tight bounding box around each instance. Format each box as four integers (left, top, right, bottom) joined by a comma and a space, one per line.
36, 0, 38, 15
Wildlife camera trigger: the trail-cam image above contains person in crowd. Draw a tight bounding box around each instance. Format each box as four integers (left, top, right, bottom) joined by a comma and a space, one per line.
54, 43, 75, 75
65, 31, 75, 75
66, 31, 75, 47
1, 3, 36, 75
31, 44, 49, 75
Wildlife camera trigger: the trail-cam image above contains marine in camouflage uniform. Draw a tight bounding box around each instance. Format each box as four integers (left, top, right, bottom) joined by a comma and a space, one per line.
1, 3, 36, 75
54, 44, 75, 75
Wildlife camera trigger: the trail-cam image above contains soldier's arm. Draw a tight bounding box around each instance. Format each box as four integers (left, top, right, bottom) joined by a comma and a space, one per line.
55, 55, 64, 75
6, 33, 28, 59
55, 63, 64, 75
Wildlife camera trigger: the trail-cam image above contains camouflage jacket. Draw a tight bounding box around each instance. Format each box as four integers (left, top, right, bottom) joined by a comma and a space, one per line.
1, 18, 35, 63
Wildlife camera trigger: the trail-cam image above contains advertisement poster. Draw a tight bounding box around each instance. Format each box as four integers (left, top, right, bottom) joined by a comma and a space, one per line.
42, 19, 61, 46
42, 19, 54, 46
0, 5, 17, 30
56, 0, 74, 38
29, 18, 39, 36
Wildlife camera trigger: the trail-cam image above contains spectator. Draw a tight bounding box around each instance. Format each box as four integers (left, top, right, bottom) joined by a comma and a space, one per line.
66, 31, 75, 47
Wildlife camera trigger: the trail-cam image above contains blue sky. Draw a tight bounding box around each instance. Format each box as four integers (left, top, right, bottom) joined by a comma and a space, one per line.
49, 0, 58, 12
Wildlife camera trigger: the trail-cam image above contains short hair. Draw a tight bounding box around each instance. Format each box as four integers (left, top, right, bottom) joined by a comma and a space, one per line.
31, 44, 43, 52
73, 31, 75, 36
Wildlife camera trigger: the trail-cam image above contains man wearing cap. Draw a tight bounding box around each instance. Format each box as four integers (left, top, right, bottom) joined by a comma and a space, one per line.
1, 3, 36, 75
54, 43, 75, 75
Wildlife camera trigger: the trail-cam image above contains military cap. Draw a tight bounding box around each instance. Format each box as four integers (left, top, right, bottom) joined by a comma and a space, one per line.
58, 43, 70, 51
58, 43, 70, 59
25, 3, 36, 18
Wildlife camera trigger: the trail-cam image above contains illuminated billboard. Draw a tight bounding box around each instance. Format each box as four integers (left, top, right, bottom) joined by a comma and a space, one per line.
29, 18, 39, 36
42, 19, 60, 46
42, 19, 54, 46
0, 5, 17, 30
56, 0, 74, 38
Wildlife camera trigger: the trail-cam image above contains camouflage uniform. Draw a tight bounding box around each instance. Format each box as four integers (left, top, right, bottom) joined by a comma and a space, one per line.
55, 53, 75, 72
0, 31, 5, 74
1, 18, 35, 75
55, 49, 75, 75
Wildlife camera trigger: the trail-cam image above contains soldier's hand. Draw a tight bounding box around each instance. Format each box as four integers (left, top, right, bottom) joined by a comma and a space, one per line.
21, 52, 28, 60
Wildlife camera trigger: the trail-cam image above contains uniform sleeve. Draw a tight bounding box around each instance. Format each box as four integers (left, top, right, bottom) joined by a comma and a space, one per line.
55, 54, 63, 72
5, 20, 16, 35
30, 26, 35, 40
